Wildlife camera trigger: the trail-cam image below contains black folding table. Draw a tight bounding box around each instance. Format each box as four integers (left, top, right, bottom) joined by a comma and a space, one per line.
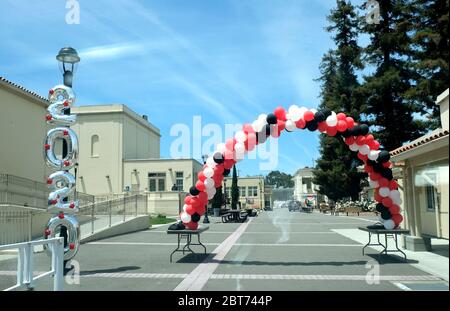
167, 226, 209, 262
359, 226, 410, 261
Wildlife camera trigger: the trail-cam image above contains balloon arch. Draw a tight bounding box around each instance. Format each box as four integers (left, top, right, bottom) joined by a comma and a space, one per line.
181, 106, 403, 230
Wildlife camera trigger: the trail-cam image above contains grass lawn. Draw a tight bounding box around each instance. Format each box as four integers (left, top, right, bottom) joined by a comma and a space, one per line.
150, 215, 177, 226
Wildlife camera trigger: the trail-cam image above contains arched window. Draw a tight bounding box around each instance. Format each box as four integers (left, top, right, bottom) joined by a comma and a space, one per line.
91, 135, 99, 157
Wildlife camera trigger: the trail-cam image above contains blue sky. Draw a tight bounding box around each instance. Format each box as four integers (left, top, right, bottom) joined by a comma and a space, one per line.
0, 0, 366, 177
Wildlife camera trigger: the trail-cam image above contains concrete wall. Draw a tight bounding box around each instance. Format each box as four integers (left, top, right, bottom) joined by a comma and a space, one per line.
123, 112, 160, 160
147, 191, 184, 216
0, 80, 50, 182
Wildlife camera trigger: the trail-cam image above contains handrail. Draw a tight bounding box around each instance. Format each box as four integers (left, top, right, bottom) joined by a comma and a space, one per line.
0, 237, 64, 291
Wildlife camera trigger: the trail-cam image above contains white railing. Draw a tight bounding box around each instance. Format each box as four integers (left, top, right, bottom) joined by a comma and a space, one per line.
0, 237, 64, 291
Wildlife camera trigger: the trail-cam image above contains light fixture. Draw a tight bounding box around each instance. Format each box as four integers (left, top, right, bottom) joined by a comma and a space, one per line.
56, 47, 80, 87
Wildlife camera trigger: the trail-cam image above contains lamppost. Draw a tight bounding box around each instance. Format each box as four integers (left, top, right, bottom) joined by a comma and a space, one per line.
57, 47, 80, 88
201, 154, 210, 224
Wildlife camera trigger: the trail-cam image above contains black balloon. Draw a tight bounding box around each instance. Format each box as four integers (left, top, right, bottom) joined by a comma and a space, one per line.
223, 168, 231, 176
314, 111, 326, 122
380, 168, 393, 180
322, 108, 332, 118
306, 120, 318, 131
213, 152, 224, 164
377, 150, 390, 163
381, 209, 392, 220
341, 129, 351, 138
266, 113, 278, 125
189, 186, 200, 196
375, 203, 385, 213
256, 131, 268, 143
191, 213, 201, 223
264, 124, 271, 136
359, 124, 369, 136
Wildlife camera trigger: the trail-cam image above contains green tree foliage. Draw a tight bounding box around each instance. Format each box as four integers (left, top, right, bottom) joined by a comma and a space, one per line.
358, 0, 428, 151
231, 165, 239, 210
211, 186, 223, 210
264, 171, 294, 188
313, 0, 366, 201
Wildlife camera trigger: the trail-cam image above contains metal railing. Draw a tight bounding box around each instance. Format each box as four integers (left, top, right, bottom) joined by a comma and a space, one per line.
0, 173, 94, 209
78, 194, 148, 235
0, 237, 64, 291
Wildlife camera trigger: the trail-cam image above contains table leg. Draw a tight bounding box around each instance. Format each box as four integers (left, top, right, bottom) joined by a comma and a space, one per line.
170, 234, 182, 263
362, 232, 372, 255
197, 234, 207, 254
394, 234, 407, 262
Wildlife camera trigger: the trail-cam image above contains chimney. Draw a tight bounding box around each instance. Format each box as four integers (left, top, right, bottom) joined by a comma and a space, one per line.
142, 115, 148, 121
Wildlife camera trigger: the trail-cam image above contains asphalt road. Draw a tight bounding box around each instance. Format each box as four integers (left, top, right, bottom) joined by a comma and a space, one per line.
0, 208, 447, 291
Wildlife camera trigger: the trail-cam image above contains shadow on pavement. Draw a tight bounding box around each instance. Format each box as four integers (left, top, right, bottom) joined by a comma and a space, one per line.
366, 254, 419, 264
80, 265, 141, 275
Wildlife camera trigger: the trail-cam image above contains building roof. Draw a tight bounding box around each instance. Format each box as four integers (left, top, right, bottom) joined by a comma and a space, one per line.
0, 76, 49, 107
390, 128, 449, 157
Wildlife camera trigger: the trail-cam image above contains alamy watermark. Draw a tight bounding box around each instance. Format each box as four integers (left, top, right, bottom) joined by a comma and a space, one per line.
169, 116, 279, 171
65, 259, 80, 285
365, 0, 380, 25
66, 0, 80, 25
365, 260, 380, 285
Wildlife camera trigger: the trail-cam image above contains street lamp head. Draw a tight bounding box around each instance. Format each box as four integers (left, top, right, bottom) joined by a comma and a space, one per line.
56, 47, 80, 87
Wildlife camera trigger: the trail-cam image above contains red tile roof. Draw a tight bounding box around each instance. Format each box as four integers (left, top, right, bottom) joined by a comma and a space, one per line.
390, 129, 449, 156
0, 76, 48, 103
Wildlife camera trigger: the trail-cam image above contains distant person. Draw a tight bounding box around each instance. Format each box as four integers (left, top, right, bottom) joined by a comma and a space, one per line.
171, 184, 178, 191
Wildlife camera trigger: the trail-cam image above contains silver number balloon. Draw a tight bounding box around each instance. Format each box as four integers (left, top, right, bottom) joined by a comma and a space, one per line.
44, 84, 79, 261
44, 214, 80, 261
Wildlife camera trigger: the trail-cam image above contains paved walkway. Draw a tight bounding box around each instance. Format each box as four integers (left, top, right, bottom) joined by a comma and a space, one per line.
0, 209, 448, 291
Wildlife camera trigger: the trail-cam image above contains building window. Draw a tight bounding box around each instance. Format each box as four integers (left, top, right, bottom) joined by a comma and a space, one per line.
175, 171, 184, 191
426, 184, 436, 212
148, 172, 166, 192
91, 135, 99, 157
248, 186, 258, 197
239, 186, 246, 197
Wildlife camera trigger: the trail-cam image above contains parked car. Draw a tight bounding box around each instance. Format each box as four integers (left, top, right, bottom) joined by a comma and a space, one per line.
287, 200, 300, 212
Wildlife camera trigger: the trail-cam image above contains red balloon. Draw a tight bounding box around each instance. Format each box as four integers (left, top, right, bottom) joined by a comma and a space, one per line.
336, 120, 348, 132
378, 178, 389, 187
389, 180, 398, 190
337, 112, 346, 121
357, 153, 368, 162
277, 119, 286, 132
364, 165, 373, 173
224, 159, 235, 169
214, 164, 224, 175
389, 205, 401, 215
383, 161, 392, 168
196, 205, 206, 216
214, 178, 222, 188
327, 126, 337, 136
382, 197, 393, 208
242, 123, 255, 134
245, 133, 257, 151
295, 118, 306, 129
365, 134, 374, 144
318, 121, 327, 132
356, 136, 366, 145
198, 191, 208, 202
185, 221, 198, 230
223, 149, 234, 161
304, 111, 314, 122
197, 171, 206, 182
274, 106, 287, 121
185, 205, 195, 215
225, 138, 235, 151
190, 196, 201, 207
184, 196, 192, 205
392, 214, 403, 225
345, 117, 355, 129
196, 180, 206, 192
374, 192, 383, 203
370, 172, 381, 181
345, 137, 355, 145
369, 140, 380, 150
270, 124, 281, 138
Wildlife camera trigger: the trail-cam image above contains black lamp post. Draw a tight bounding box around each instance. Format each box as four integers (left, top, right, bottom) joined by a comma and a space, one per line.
201, 155, 210, 224
56, 47, 80, 88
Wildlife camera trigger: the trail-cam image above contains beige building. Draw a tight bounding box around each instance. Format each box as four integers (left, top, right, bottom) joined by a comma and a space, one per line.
223, 176, 269, 210
391, 89, 449, 251
293, 167, 322, 206
0, 76, 50, 182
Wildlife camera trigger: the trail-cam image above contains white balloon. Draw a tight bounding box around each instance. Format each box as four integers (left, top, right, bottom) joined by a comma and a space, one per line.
206, 157, 216, 168
390, 190, 401, 200
369, 179, 379, 188
326, 114, 338, 127
359, 144, 370, 155
252, 120, 261, 132
216, 143, 226, 153
258, 114, 267, 123
285, 119, 296, 131
285, 113, 291, 120
235, 150, 245, 161
394, 197, 403, 205
379, 187, 390, 197
310, 108, 318, 114
383, 219, 395, 230
235, 131, 247, 143
203, 167, 214, 178
207, 187, 216, 199
234, 142, 245, 153
204, 178, 214, 189
180, 212, 191, 223
182, 204, 188, 212
289, 105, 302, 121
368, 150, 380, 161
349, 143, 359, 152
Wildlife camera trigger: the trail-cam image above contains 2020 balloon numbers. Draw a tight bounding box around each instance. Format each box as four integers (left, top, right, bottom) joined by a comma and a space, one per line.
181, 106, 403, 230
43, 85, 80, 261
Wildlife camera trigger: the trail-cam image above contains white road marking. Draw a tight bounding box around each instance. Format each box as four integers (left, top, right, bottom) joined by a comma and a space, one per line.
87, 242, 360, 247
391, 282, 413, 291
174, 219, 253, 291
144, 231, 337, 234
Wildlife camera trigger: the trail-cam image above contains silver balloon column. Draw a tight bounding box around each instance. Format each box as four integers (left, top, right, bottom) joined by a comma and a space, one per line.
43, 83, 80, 261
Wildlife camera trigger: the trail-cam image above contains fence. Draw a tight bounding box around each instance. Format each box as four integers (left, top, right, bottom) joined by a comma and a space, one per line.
0, 174, 94, 209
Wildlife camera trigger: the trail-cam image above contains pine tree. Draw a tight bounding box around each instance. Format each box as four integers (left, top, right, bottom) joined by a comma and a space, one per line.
313, 0, 366, 201
358, 0, 427, 151
231, 165, 239, 210
211, 186, 223, 210
406, 0, 449, 128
